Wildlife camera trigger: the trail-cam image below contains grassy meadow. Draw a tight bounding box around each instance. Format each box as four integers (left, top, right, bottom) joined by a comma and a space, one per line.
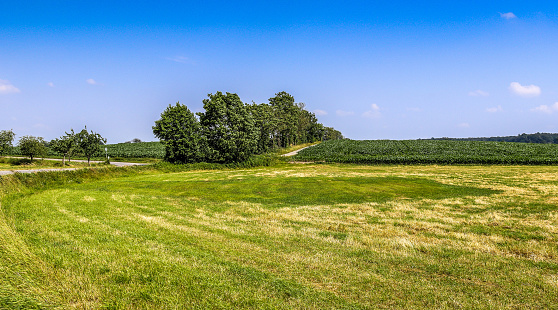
0, 158, 95, 171
1, 163, 557, 309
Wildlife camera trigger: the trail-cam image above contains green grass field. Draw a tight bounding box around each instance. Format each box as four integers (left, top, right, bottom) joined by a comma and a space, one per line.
1, 164, 557, 309
0, 158, 95, 171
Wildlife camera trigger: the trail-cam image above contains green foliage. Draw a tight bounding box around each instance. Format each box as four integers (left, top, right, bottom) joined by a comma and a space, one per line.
153, 103, 206, 163
76, 127, 107, 166
0, 129, 16, 156
106, 142, 165, 159
323, 126, 344, 140
49, 129, 78, 166
269, 91, 300, 147
198, 92, 258, 163
294, 139, 558, 165
431, 132, 558, 144
154, 91, 342, 164
249, 103, 277, 153
17, 136, 47, 162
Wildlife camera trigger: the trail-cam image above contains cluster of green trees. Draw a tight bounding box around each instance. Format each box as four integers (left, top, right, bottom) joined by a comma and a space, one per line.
0, 127, 106, 166
153, 91, 343, 164
429, 132, 558, 144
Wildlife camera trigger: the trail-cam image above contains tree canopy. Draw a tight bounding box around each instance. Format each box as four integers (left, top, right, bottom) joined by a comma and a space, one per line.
153, 103, 206, 164
77, 127, 107, 166
18, 135, 47, 162
0, 129, 16, 156
50, 129, 78, 166
154, 91, 343, 164
198, 92, 258, 163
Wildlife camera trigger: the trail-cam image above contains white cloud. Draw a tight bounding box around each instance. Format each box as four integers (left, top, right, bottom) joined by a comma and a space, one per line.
336, 110, 354, 117
468, 90, 489, 97
457, 122, 470, 128
47, 82, 55, 87
0, 79, 21, 94
531, 102, 558, 114
509, 82, 541, 97
486, 105, 503, 113
362, 104, 381, 118
500, 12, 517, 19
313, 109, 328, 116
86, 78, 98, 85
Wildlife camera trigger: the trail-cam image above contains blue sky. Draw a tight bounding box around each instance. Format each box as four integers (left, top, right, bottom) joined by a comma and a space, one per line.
1, 1, 557, 143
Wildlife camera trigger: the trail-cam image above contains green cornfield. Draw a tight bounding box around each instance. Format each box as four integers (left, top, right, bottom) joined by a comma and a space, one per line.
294, 140, 558, 165
106, 142, 165, 159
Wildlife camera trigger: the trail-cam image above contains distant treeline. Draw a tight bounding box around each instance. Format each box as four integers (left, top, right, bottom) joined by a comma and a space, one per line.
428, 133, 558, 144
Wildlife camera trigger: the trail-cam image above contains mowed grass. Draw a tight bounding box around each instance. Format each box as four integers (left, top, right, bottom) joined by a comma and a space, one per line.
1, 164, 558, 308
0, 158, 93, 171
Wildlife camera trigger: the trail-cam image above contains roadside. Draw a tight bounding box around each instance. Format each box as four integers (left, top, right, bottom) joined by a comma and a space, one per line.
1, 157, 147, 176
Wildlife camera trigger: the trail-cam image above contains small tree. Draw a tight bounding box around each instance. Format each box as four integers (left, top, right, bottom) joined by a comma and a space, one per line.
50, 130, 78, 167
18, 136, 47, 162
77, 127, 107, 166
0, 129, 16, 156
153, 103, 206, 163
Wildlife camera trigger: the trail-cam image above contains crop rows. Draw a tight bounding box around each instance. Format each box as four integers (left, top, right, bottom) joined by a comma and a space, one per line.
293, 140, 558, 165
106, 142, 165, 159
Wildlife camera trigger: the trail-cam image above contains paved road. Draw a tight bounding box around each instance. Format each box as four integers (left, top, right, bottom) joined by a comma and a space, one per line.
0, 157, 148, 176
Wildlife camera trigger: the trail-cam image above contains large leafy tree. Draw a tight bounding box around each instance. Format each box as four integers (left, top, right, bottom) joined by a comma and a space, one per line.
50, 129, 78, 166
269, 92, 301, 147
198, 92, 258, 163
249, 103, 277, 154
18, 136, 47, 162
153, 103, 206, 163
77, 127, 107, 166
0, 129, 16, 156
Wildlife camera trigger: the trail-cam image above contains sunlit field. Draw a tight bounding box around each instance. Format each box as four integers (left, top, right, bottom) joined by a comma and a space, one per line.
1, 164, 557, 309
0, 158, 93, 171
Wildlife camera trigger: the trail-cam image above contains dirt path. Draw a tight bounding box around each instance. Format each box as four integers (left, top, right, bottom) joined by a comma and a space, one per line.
281, 146, 313, 157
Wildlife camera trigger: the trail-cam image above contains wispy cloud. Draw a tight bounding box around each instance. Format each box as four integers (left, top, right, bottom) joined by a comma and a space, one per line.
313, 109, 328, 116
509, 82, 541, 97
362, 104, 381, 118
500, 12, 517, 19
47, 82, 55, 87
336, 110, 354, 117
531, 102, 558, 114
0, 79, 21, 94
486, 105, 503, 113
167, 56, 196, 65
468, 90, 489, 97
86, 78, 98, 85
457, 122, 470, 128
